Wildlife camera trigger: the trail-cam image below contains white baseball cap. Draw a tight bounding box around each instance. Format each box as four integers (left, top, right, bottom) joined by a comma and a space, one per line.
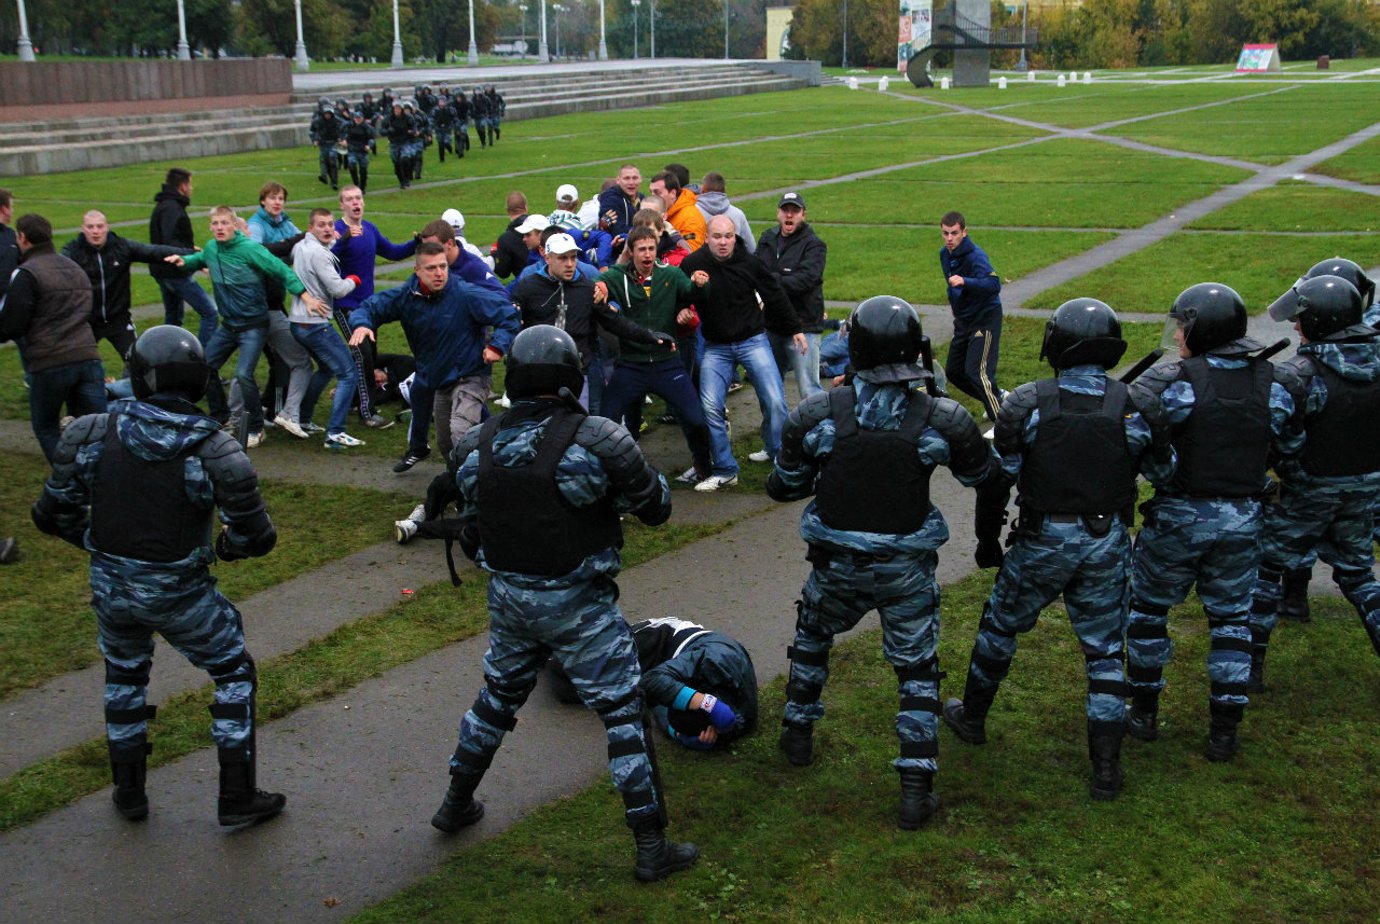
556, 183, 579, 204
441, 208, 465, 233
545, 232, 579, 255
515, 214, 550, 234
547, 209, 581, 230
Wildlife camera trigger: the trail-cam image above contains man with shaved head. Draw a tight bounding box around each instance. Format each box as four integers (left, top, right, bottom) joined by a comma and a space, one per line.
62, 209, 193, 366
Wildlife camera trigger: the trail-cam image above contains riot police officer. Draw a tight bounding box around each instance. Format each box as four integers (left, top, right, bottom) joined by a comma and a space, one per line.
1265, 257, 1378, 621
32, 326, 284, 826
1124, 283, 1296, 760
431, 325, 698, 883
944, 299, 1173, 801
768, 295, 1003, 829
1250, 276, 1380, 687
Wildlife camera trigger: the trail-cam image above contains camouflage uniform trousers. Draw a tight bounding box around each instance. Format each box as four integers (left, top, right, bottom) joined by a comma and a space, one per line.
93, 552, 256, 760
1127, 497, 1257, 708
783, 549, 942, 773
966, 519, 1129, 724
1253, 481, 1380, 659
449, 572, 661, 822
317, 143, 339, 186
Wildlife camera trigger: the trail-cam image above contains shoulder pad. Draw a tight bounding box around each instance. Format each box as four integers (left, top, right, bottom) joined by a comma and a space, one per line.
993, 382, 1037, 454
450, 419, 486, 470
52, 413, 107, 465
1132, 360, 1183, 397
197, 432, 259, 488
574, 415, 643, 473
1275, 355, 1314, 397
926, 396, 979, 441
791, 390, 833, 433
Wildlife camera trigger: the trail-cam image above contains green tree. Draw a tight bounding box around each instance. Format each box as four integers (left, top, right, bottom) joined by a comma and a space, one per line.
236, 0, 351, 59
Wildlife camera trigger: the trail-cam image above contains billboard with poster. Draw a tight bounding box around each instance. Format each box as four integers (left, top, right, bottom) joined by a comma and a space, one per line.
898, 0, 933, 73
1236, 44, 1282, 72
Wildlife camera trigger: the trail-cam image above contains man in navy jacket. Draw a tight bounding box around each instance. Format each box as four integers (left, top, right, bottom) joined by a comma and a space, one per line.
940, 211, 1004, 421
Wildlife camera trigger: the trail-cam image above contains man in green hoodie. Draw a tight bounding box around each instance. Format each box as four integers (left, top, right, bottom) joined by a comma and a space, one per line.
165, 206, 327, 447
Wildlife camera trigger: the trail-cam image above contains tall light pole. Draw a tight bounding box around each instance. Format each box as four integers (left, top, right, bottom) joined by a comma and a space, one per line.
390, 0, 404, 67
538, 0, 549, 62
177, 0, 192, 60
649, 0, 655, 59
722, 0, 728, 59
597, 0, 607, 61
293, 0, 309, 71
466, 0, 479, 65
630, 0, 639, 59
16, 0, 35, 61
1017, 0, 1029, 71
841, 0, 848, 68
518, 2, 528, 52
552, 2, 565, 59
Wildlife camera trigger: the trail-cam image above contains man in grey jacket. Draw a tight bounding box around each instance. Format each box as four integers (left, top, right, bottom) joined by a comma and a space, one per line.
695, 173, 754, 255
290, 209, 364, 448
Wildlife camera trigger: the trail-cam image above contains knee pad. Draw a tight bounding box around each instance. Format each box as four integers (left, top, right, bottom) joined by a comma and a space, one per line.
785, 645, 827, 704
105, 658, 152, 688
484, 673, 536, 709
209, 652, 257, 689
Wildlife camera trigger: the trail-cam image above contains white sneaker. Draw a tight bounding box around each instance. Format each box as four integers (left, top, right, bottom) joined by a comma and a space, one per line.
675, 466, 701, 484
395, 519, 419, 544
495, 394, 511, 408
694, 474, 738, 493
246, 431, 265, 449
273, 414, 309, 439
324, 432, 365, 449
748, 449, 772, 463
983, 426, 996, 441
406, 503, 426, 523
301, 421, 326, 434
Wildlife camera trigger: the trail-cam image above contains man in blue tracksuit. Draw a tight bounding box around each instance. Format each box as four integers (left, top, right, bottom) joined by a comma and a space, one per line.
347, 242, 520, 473
940, 210, 1003, 421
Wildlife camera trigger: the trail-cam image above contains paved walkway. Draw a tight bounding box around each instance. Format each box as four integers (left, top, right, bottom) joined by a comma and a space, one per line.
4, 75, 1378, 924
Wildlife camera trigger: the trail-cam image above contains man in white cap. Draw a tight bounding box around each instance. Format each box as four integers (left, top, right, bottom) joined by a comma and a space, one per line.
511, 213, 551, 278
442, 208, 491, 268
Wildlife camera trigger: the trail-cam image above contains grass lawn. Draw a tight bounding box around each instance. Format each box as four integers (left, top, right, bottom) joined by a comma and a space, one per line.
349, 570, 1380, 923
1311, 136, 1380, 185
1188, 181, 1380, 232
1026, 232, 1380, 315
0, 449, 414, 698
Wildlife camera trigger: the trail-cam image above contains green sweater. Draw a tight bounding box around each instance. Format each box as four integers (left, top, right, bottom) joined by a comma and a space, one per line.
180, 231, 306, 329
597, 261, 695, 363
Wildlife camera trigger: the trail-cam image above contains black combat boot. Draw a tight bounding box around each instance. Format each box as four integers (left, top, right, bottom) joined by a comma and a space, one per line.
1245, 630, 1269, 694
779, 721, 814, 766
109, 743, 149, 821
897, 768, 940, 830
1277, 567, 1311, 622
217, 749, 286, 826
1205, 702, 1244, 762
1126, 690, 1159, 742
431, 773, 485, 833
630, 815, 699, 882
438, 140, 447, 163
942, 674, 998, 745
1088, 720, 1125, 801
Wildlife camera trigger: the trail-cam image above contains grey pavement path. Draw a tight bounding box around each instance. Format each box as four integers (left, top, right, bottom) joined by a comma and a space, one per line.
0, 460, 986, 924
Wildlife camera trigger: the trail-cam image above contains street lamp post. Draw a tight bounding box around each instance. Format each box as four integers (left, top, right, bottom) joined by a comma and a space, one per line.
841, 0, 848, 68
538, 0, 549, 62
16, 0, 35, 62
293, 0, 309, 71
597, 0, 607, 61
1017, 0, 1029, 71
177, 0, 192, 60
390, 0, 404, 67
466, 0, 479, 65
649, 0, 655, 59
519, 3, 528, 52
723, 0, 728, 59
552, 2, 565, 59
630, 0, 640, 59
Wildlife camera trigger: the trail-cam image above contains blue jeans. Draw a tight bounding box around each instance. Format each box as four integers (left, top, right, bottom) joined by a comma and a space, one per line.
699, 332, 788, 478
204, 324, 269, 432
29, 359, 107, 462
603, 357, 712, 476
157, 274, 218, 345
769, 330, 823, 402
292, 322, 358, 435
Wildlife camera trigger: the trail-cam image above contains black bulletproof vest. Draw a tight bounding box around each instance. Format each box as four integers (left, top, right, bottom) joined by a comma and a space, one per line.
630, 617, 711, 671
1019, 378, 1137, 515
89, 414, 210, 562
475, 409, 624, 577
1301, 363, 1380, 477
1170, 357, 1273, 498
815, 387, 934, 535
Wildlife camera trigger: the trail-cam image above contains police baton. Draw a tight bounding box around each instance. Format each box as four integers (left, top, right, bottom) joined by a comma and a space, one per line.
1117, 348, 1164, 384
920, 334, 947, 398
1254, 338, 1292, 361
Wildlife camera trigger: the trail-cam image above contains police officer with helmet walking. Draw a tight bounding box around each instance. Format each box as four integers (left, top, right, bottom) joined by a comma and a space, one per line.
32, 325, 284, 827
768, 295, 1004, 829
431, 325, 698, 882
944, 298, 1174, 801
1249, 275, 1380, 687
1123, 283, 1296, 761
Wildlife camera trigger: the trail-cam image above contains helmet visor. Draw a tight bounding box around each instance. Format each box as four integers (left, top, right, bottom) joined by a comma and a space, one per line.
1267, 278, 1306, 322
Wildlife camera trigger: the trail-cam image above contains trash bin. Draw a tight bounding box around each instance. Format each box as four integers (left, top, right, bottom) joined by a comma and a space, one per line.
1318, 56, 1330, 70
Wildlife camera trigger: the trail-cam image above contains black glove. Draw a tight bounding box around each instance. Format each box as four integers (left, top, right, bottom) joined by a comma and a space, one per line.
975, 539, 1004, 569
458, 523, 480, 562
215, 529, 246, 562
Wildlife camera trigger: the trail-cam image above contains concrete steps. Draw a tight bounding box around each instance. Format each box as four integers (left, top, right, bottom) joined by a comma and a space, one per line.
1, 63, 808, 176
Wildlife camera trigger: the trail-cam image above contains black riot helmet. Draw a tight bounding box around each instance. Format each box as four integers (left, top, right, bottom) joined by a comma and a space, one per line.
1282, 275, 1369, 342
317, 95, 330, 110
1169, 282, 1248, 355
1305, 257, 1375, 311
845, 295, 930, 385
1040, 298, 1127, 370
129, 325, 211, 402
504, 325, 584, 399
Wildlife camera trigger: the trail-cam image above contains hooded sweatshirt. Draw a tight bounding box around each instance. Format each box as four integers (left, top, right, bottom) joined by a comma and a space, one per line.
149, 184, 195, 280
695, 191, 754, 254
